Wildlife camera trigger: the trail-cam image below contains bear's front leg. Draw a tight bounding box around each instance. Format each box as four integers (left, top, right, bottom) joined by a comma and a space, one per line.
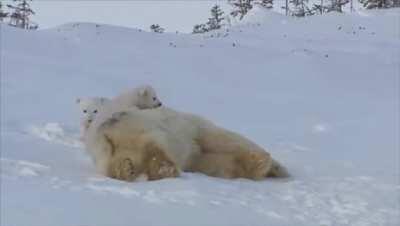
108, 154, 141, 182
143, 142, 180, 180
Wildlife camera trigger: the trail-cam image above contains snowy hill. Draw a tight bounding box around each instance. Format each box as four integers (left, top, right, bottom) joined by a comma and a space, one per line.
1, 9, 399, 226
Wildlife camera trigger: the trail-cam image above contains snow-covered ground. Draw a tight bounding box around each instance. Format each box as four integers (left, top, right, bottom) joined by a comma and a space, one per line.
1, 8, 399, 226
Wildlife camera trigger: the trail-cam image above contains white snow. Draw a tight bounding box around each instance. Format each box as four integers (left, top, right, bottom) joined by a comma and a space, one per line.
1, 8, 399, 226
27, 122, 82, 148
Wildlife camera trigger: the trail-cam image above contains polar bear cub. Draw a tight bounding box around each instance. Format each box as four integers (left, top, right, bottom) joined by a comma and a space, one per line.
112, 85, 162, 110
76, 97, 110, 139
76, 85, 162, 140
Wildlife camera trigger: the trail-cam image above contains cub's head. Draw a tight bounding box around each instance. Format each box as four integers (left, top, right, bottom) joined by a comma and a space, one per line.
76, 97, 109, 128
135, 85, 162, 109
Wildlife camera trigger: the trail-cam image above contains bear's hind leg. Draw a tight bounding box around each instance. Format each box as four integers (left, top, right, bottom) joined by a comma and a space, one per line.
188, 151, 273, 180
186, 152, 236, 179
234, 151, 273, 180
196, 127, 274, 180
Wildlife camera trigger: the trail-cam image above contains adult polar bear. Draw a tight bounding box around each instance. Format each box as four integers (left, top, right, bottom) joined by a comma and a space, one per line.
85, 106, 288, 181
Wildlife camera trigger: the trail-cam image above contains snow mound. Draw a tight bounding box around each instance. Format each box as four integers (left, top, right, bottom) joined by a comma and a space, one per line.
1, 158, 50, 179
27, 123, 82, 148
239, 5, 289, 25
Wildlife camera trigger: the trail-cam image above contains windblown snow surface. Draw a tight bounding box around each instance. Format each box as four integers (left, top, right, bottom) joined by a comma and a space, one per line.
1, 8, 399, 226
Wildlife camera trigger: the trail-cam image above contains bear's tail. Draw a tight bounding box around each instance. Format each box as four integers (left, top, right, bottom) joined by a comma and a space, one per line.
267, 159, 289, 178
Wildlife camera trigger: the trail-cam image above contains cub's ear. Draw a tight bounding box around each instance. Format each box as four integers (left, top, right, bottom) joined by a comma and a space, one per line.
76, 98, 81, 104
99, 97, 107, 104
138, 87, 149, 97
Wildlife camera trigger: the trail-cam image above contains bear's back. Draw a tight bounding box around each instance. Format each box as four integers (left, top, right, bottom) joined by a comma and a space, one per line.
88, 107, 201, 169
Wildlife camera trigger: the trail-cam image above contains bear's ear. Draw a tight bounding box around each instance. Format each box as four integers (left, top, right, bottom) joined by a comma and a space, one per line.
76, 98, 81, 104
138, 87, 149, 97
99, 97, 107, 104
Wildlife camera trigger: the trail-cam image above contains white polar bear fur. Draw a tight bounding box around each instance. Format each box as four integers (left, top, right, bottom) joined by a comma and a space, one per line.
76, 97, 110, 140
85, 106, 288, 180
77, 85, 162, 140
111, 85, 162, 110
85, 106, 202, 175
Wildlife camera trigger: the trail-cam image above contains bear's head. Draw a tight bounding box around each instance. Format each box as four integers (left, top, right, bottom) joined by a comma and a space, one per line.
135, 85, 162, 109
76, 97, 110, 129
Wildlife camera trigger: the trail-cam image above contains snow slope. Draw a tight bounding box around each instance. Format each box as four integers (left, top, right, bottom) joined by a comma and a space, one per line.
1, 9, 399, 226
